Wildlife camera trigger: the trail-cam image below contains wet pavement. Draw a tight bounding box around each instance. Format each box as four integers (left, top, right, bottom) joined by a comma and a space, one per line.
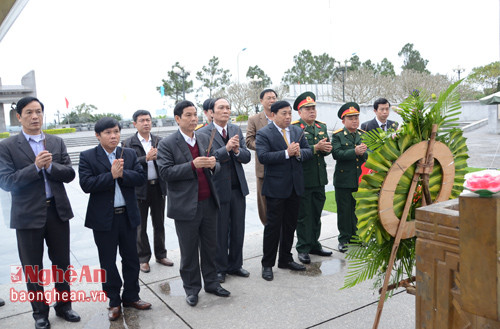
0, 123, 497, 328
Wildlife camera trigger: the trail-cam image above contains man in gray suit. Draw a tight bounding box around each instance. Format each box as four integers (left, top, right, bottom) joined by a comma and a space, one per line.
0, 97, 80, 329
157, 100, 230, 307
199, 98, 251, 283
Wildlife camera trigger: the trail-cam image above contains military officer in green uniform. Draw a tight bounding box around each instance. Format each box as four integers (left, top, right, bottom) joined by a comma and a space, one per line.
331, 102, 368, 253
292, 92, 333, 264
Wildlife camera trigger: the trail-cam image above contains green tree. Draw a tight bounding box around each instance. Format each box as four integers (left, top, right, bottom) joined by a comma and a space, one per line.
466, 61, 500, 95
157, 62, 194, 103
196, 56, 231, 98
376, 58, 396, 77
398, 43, 429, 73
91, 113, 122, 122
361, 59, 376, 71
348, 54, 361, 71
246, 65, 272, 87
62, 103, 97, 123
282, 50, 336, 84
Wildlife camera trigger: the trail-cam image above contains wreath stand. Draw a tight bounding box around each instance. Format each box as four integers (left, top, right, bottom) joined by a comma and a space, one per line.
372, 125, 456, 329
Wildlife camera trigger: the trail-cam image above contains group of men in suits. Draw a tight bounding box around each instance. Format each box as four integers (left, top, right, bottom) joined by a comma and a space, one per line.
0, 94, 399, 326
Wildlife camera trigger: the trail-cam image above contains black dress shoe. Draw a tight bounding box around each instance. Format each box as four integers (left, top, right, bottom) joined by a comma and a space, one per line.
262, 267, 273, 281
228, 268, 250, 277
298, 253, 311, 264
217, 272, 226, 283
186, 295, 198, 306
278, 261, 306, 271
55, 308, 81, 322
35, 318, 50, 329
0, 298, 4, 307
310, 248, 333, 257
205, 286, 230, 297
338, 242, 348, 253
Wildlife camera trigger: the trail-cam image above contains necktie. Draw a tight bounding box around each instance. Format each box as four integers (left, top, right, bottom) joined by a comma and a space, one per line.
222, 128, 227, 139
381, 124, 386, 131
281, 129, 289, 146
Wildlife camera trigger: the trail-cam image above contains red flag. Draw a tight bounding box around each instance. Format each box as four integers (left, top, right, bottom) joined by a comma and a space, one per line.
65, 97, 69, 109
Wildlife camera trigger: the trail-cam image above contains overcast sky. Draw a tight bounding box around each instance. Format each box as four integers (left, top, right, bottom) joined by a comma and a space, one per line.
0, 0, 498, 123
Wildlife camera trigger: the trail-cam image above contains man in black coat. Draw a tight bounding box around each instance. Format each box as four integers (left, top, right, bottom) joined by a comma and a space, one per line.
79, 117, 151, 321
123, 110, 173, 273
360, 98, 398, 132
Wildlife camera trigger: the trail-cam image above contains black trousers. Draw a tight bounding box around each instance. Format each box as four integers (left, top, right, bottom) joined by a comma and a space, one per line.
261, 191, 300, 267
16, 201, 71, 320
216, 189, 246, 274
137, 183, 166, 263
93, 210, 140, 307
174, 197, 219, 296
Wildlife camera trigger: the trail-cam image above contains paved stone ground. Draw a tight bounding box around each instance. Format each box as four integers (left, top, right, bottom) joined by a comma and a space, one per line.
0, 123, 496, 328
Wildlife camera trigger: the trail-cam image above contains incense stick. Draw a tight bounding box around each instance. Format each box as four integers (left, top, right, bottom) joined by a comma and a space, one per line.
206, 128, 216, 156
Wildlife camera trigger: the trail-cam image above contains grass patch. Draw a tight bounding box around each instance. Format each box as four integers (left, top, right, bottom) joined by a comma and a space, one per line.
324, 191, 337, 213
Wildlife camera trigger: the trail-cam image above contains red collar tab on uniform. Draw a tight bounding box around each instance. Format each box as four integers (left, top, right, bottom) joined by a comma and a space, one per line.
300, 123, 305, 129
341, 106, 359, 119
298, 96, 315, 110
315, 123, 321, 129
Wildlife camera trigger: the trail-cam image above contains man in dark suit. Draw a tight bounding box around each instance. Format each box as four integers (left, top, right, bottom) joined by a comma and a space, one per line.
157, 100, 230, 307
256, 100, 313, 281
123, 110, 173, 273
332, 102, 368, 253
360, 98, 398, 132
199, 98, 251, 283
79, 117, 151, 321
245, 89, 277, 225
0, 96, 80, 329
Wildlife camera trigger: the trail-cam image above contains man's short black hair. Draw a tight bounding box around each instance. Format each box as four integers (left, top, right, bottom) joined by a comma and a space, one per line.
374, 98, 390, 110
174, 100, 196, 118
270, 100, 291, 113
95, 117, 121, 134
16, 96, 44, 115
203, 98, 215, 111
260, 89, 277, 100
132, 109, 152, 122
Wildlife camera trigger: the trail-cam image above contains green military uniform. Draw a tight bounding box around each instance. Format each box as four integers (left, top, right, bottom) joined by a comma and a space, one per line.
292, 118, 331, 254
331, 103, 368, 246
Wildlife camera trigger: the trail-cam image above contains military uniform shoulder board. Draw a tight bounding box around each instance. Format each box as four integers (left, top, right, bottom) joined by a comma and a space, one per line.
333, 128, 343, 134
194, 123, 205, 131
291, 120, 300, 125
315, 120, 326, 125
358, 129, 366, 133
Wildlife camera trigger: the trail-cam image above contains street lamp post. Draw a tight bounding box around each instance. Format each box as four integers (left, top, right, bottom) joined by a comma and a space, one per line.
173, 66, 190, 100
453, 65, 465, 80
237, 47, 247, 84
336, 60, 351, 102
